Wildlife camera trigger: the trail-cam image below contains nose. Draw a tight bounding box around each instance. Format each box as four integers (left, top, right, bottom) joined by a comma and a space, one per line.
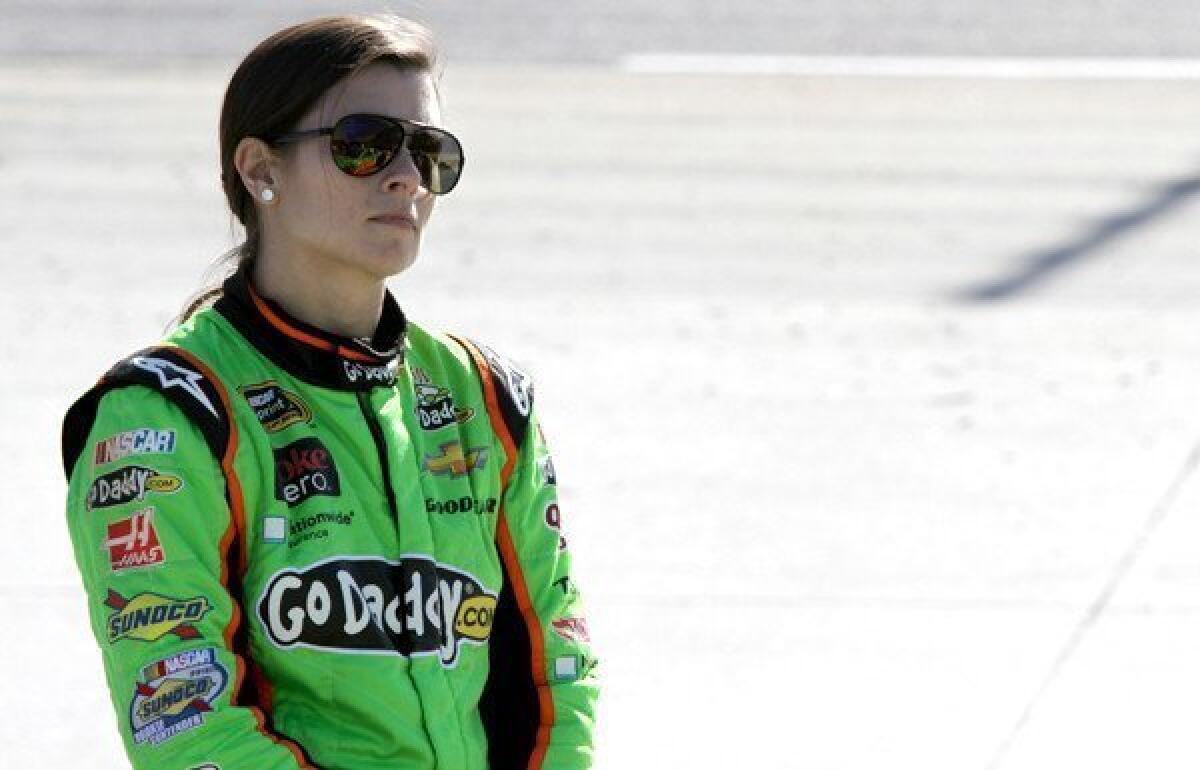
380, 148, 423, 195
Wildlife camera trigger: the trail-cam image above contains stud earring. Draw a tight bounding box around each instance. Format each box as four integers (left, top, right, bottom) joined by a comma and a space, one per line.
261, 188, 276, 202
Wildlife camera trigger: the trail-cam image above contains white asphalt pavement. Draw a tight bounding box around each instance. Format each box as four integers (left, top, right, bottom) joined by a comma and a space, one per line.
3, 58, 1200, 769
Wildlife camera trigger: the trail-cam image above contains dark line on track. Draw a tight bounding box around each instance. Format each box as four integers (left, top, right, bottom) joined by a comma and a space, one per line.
984, 436, 1200, 770
957, 174, 1200, 302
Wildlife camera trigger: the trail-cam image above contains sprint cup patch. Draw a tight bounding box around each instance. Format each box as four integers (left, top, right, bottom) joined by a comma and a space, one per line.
129, 648, 227, 746
239, 381, 312, 433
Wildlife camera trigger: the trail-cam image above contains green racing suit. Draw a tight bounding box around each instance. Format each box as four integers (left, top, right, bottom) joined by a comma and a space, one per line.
61, 263, 599, 769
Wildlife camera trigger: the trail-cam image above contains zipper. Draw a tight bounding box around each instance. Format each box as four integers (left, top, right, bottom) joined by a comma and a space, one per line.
356, 390, 400, 522
355, 388, 440, 761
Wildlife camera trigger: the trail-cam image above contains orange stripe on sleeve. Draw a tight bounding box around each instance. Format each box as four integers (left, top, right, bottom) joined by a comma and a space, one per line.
450, 335, 556, 770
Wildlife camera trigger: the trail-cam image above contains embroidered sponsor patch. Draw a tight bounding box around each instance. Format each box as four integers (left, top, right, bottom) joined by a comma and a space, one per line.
239, 381, 312, 432
273, 437, 341, 506
106, 590, 210, 644
285, 509, 356, 548
86, 465, 183, 510
257, 555, 496, 667
130, 356, 219, 418
544, 502, 568, 551
129, 647, 227, 746
411, 367, 474, 431
93, 429, 176, 467
422, 441, 488, 478
105, 508, 165, 572
424, 496, 497, 515
343, 360, 395, 386
262, 516, 287, 544
551, 617, 591, 644
553, 655, 579, 681
539, 455, 557, 486
479, 345, 533, 417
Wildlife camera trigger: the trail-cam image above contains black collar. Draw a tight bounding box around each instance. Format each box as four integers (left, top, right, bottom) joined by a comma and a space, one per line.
214, 261, 405, 390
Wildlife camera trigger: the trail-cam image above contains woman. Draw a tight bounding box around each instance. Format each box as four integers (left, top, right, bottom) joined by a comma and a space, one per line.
61, 15, 598, 770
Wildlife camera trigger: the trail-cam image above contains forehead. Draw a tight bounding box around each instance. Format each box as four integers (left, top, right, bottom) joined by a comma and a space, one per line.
318, 62, 440, 125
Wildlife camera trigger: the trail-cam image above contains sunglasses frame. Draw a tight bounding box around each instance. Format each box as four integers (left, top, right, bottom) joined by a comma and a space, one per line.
269, 113, 465, 194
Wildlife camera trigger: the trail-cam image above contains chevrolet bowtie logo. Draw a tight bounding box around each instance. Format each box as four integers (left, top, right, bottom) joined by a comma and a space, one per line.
423, 441, 488, 477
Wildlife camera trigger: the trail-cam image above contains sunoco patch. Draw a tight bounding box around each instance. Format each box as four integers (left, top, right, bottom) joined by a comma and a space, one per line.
105, 589, 210, 644
129, 647, 227, 746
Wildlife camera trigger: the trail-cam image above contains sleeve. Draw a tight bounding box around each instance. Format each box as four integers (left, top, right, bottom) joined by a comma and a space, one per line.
497, 407, 600, 769
64, 386, 310, 769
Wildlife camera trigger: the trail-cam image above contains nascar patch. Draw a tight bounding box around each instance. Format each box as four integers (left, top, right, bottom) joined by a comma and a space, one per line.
129, 647, 227, 746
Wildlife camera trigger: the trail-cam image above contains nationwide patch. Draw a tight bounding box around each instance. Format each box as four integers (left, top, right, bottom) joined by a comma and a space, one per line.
286, 509, 356, 548
105, 589, 210, 644
86, 465, 183, 511
274, 437, 341, 506
105, 508, 165, 572
93, 428, 176, 467
423, 441, 488, 478
257, 555, 497, 667
129, 647, 227, 746
239, 381, 312, 432
551, 617, 591, 644
412, 367, 474, 431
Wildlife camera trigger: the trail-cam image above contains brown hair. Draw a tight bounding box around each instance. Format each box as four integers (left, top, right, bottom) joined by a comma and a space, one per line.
176, 13, 439, 324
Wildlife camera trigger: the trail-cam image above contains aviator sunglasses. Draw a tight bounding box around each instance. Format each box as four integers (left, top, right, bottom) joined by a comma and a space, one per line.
270, 113, 465, 194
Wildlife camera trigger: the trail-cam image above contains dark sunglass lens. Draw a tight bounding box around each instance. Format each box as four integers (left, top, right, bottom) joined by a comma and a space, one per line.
410, 128, 464, 194
331, 116, 399, 176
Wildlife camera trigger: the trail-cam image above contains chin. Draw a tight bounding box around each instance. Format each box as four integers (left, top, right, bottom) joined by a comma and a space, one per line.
356, 246, 419, 280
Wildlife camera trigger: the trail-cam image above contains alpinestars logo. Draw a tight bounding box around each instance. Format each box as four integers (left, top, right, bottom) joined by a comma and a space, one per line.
412, 367, 474, 431
274, 437, 341, 506
257, 555, 497, 667
131, 356, 219, 418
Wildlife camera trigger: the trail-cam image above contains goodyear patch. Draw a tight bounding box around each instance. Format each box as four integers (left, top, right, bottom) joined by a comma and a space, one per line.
129, 647, 227, 746
106, 590, 211, 644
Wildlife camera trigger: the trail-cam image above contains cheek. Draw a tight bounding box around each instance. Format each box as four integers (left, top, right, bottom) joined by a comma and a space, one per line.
417, 196, 436, 226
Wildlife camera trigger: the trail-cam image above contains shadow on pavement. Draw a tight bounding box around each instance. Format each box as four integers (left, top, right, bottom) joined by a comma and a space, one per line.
956, 171, 1200, 302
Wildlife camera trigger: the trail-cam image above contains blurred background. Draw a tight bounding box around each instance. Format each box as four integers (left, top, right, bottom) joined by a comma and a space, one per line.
4, 2, 1200, 768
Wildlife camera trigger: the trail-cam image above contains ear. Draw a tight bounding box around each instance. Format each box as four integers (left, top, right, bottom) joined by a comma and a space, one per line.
233, 137, 281, 202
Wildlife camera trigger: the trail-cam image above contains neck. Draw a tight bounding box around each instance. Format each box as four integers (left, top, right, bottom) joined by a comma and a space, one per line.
252, 245, 386, 340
